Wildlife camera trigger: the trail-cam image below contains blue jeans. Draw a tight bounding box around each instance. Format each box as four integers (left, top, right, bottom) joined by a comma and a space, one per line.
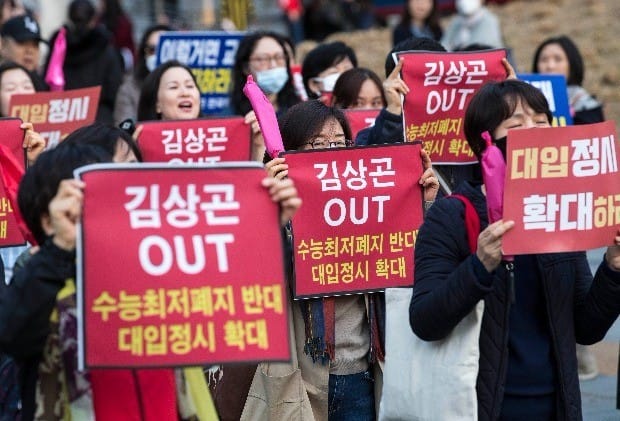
328, 370, 375, 420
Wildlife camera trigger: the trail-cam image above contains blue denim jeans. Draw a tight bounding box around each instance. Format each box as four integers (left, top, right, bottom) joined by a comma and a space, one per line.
328, 370, 375, 420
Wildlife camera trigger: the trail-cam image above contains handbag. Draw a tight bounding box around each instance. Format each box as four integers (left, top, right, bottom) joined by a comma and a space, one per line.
240, 295, 314, 421
379, 194, 483, 421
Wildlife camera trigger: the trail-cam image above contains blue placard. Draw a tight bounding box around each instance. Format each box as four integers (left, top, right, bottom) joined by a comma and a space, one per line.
518, 73, 573, 126
156, 31, 245, 115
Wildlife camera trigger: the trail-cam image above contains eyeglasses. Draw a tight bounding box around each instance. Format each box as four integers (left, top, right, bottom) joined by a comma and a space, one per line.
249, 53, 287, 68
304, 139, 353, 149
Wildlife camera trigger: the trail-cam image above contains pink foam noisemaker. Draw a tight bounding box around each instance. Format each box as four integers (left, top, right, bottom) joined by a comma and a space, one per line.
481, 130, 513, 261
44, 27, 66, 91
243, 75, 284, 158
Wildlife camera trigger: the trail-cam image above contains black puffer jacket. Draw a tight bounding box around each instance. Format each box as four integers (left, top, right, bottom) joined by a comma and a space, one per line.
45, 25, 122, 124
410, 181, 620, 420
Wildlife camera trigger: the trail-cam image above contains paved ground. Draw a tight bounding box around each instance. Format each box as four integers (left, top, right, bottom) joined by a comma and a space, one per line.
582, 249, 619, 420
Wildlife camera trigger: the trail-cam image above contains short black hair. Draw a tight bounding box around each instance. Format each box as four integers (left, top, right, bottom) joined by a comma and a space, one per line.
280, 100, 352, 151
18, 143, 112, 245
532, 35, 584, 86
332, 67, 386, 109
464, 80, 552, 160
385, 37, 446, 78
61, 122, 143, 162
301, 41, 357, 98
137, 59, 199, 121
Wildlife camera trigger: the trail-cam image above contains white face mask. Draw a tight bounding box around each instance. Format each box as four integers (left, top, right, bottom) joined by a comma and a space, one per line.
255, 66, 289, 95
315, 72, 341, 93
456, 0, 482, 15
145, 55, 157, 72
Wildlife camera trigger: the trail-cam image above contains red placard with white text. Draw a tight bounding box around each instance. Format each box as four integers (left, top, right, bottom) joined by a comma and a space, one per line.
503, 121, 620, 254
138, 117, 252, 163
0, 118, 26, 246
397, 50, 506, 164
343, 109, 380, 141
283, 143, 424, 298
9, 87, 100, 148
76, 163, 289, 368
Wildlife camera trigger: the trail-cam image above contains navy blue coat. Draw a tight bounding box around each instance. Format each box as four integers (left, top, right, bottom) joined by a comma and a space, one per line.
410, 181, 620, 420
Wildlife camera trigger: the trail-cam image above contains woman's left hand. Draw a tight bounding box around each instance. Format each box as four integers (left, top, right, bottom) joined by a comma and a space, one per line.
262, 176, 302, 226
245, 110, 266, 161
605, 229, 620, 272
21, 122, 46, 166
419, 148, 439, 203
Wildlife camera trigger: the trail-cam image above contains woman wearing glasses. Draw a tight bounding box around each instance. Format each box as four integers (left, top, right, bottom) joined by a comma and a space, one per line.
229, 31, 300, 161
259, 100, 438, 420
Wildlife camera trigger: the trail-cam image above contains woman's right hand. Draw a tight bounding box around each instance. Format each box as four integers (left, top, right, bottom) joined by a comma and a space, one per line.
383, 58, 410, 116
476, 219, 515, 272
265, 157, 288, 180
49, 179, 85, 251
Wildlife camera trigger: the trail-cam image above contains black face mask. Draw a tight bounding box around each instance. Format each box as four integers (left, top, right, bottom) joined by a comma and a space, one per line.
493, 136, 507, 162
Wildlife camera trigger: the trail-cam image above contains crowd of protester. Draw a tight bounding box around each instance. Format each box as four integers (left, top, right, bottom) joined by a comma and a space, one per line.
0, 0, 617, 419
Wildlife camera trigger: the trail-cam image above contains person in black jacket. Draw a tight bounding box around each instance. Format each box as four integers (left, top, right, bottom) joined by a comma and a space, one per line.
410, 80, 620, 420
355, 37, 480, 196
43, 0, 122, 124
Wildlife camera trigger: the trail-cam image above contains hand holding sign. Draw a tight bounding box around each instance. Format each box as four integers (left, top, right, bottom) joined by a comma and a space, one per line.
384, 58, 409, 116
265, 157, 288, 180
419, 148, 439, 203
48, 179, 85, 251
476, 219, 515, 273
21, 122, 46, 166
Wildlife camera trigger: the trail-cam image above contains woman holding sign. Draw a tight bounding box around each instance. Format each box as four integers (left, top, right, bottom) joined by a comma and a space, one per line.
260, 100, 438, 420
0, 61, 46, 278
410, 79, 620, 420
532, 34, 606, 383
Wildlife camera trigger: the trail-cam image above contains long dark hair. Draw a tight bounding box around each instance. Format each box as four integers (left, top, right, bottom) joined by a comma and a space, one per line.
134, 24, 172, 84
99, 0, 124, 32
230, 31, 299, 116
531, 35, 584, 86
397, 0, 442, 41
464, 80, 552, 160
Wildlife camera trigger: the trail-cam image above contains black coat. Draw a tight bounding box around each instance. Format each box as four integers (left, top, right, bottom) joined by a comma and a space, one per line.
410, 181, 620, 420
44, 25, 123, 125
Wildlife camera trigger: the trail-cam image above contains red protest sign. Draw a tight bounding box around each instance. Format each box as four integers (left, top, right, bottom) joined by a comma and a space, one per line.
397, 50, 506, 164
284, 143, 423, 298
9, 87, 101, 148
343, 109, 380, 141
0, 118, 26, 247
503, 121, 620, 254
76, 163, 289, 368
138, 117, 252, 163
